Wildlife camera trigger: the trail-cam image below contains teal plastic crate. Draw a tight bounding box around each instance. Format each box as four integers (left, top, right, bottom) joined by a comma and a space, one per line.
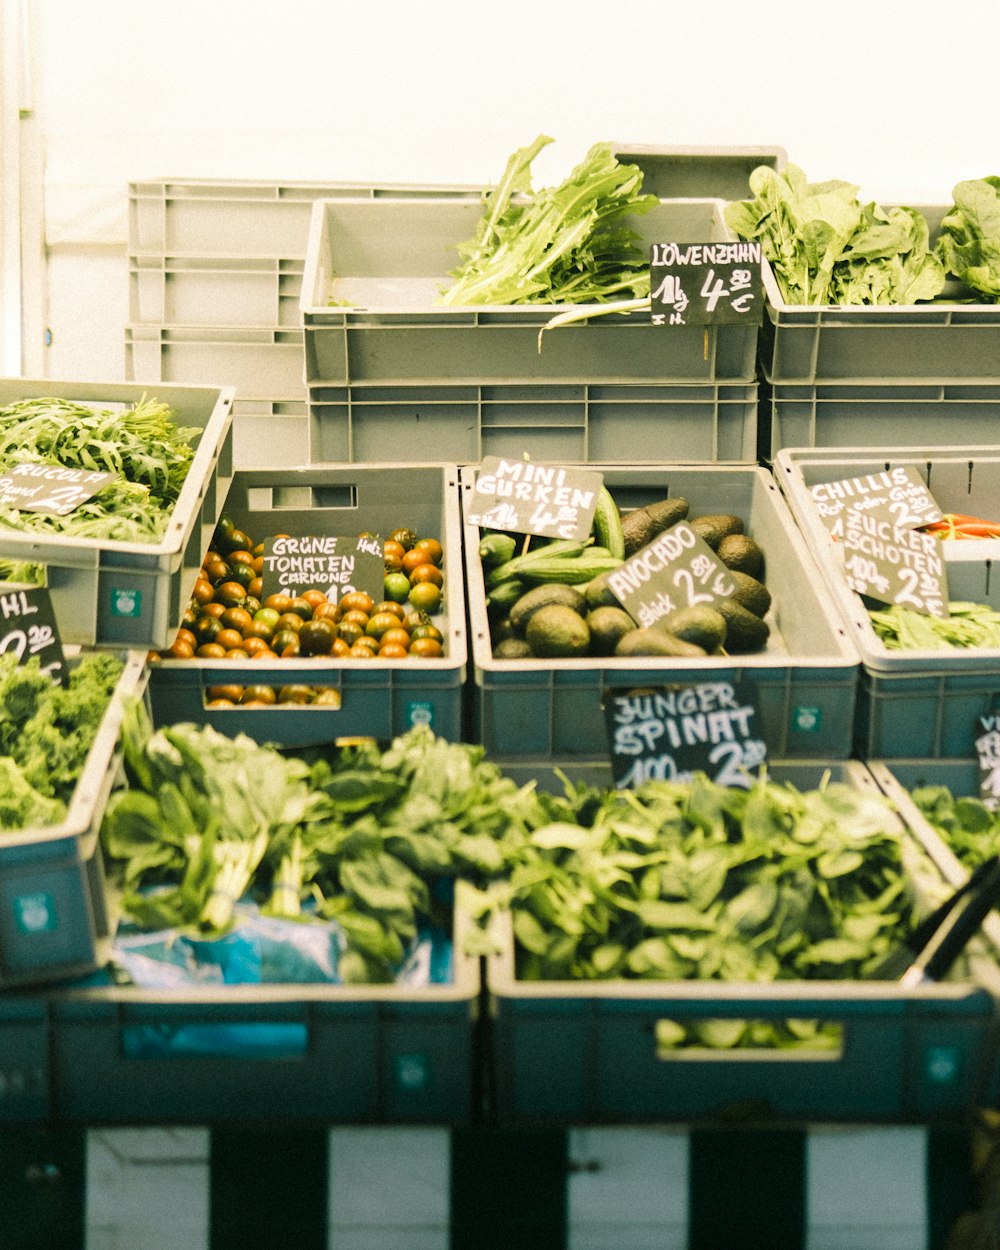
486, 760, 1000, 1125
307, 382, 758, 466
44, 903, 481, 1126
776, 447, 1000, 757
758, 205, 1000, 384
146, 464, 466, 747
0, 378, 234, 649
463, 464, 859, 762
609, 144, 786, 201
300, 196, 758, 389
0, 650, 147, 991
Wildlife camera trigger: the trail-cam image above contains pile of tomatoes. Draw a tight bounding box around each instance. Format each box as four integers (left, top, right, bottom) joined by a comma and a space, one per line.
149, 517, 447, 666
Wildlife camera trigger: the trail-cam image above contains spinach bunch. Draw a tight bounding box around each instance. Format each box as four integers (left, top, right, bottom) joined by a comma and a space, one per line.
935, 177, 1000, 300
910, 785, 1000, 870
440, 135, 658, 306
725, 163, 945, 306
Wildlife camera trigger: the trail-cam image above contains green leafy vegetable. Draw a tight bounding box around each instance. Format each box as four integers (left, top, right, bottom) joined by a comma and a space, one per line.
910, 785, 1000, 870
936, 177, 1000, 300
724, 163, 945, 305
439, 135, 658, 307
869, 601, 1000, 650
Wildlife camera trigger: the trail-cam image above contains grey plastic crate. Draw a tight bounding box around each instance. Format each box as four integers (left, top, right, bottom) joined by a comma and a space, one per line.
758, 205, 1000, 383
777, 447, 1000, 757
609, 144, 786, 201
0, 998, 48, 1121
0, 379, 234, 649
232, 399, 309, 469
463, 464, 859, 761
130, 255, 306, 328
307, 382, 758, 465
147, 463, 466, 747
44, 902, 481, 1125
486, 759, 1000, 1124
0, 650, 147, 991
300, 197, 758, 388
768, 381, 1000, 458
128, 178, 481, 258
126, 324, 306, 404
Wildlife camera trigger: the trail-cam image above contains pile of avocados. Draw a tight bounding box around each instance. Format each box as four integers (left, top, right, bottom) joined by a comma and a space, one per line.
490, 496, 771, 661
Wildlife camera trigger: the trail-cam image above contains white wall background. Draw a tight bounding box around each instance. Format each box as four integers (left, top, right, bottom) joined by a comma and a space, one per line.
20, 0, 1000, 378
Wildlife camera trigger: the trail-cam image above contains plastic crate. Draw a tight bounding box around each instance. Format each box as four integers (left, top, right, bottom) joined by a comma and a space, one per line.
307, 382, 758, 466
486, 759, 1000, 1125
231, 399, 309, 470
463, 463, 859, 762
759, 205, 1000, 384
768, 381, 1000, 459
42, 902, 481, 1126
299, 197, 758, 389
0, 650, 147, 992
609, 144, 786, 201
776, 446, 1000, 757
130, 255, 306, 328
0, 379, 234, 649
125, 324, 305, 404
146, 464, 466, 747
128, 178, 481, 258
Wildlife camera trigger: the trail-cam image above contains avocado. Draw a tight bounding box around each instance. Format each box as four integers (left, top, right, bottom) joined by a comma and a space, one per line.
725, 570, 772, 619
509, 583, 587, 636
656, 604, 726, 653
717, 533, 765, 578
620, 496, 690, 555
716, 597, 770, 653
493, 636, 535, 659
688, 513, 745, 551
525, 604, 591, 658
586, 606, 637, 655
491, 615, 518, 645
614, 628, 706, 658
585, 570, 622, 609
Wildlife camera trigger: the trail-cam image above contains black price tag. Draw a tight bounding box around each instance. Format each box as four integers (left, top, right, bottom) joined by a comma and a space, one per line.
809, 466, 942, 541
976, 702, 1000, 810
840, 508, 948, 617
260, 534, 384, 604
604, 683, 767, 789
605, 521, 736, 629
650, 240, 763, 326
0, 586, 67, 685
465, 458, 602, 540
0, 462, 115, 516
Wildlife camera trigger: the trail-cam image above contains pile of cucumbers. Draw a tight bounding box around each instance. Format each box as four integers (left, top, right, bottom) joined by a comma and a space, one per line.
480, 487, 771, 660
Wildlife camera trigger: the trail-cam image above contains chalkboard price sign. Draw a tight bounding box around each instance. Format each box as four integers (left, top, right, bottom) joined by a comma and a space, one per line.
260, 534, 384, 604
604, 682, 767, 790
0, 586, 67, 685
976, 704, 1000, 810
464, 458, 602, 540
605, 521, 736, 629
840, 507, 948, 617
0, 461, 115, 516
809, 465, 942, 540
650, 240, 763, 326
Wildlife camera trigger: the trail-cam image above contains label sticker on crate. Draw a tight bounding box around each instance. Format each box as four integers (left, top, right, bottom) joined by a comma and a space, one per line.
841, 508, 948, 617
650, 240, 763, 325
0, 586, 67, 685
260, 534, 384, 603
465, 458, 602, 540
975, 701, 1000, 810
13, 891, 58, 935
604, 683, 767, 789
0, 461, 115, 516
808, 466, 942, 540
606, 521, 736, 629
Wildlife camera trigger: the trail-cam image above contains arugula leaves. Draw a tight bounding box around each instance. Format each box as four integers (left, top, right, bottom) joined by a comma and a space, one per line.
725, 163, 945, 306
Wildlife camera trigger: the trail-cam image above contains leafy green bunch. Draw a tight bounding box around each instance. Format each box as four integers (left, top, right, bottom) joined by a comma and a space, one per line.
0, 650, 123, 829
910, 785, 1000, 871
725, 163, 945, 306
935, 176, 1000, 300
440, 135, 658, 306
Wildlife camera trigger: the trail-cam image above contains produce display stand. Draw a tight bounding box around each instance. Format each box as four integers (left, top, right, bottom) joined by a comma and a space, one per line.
0, 378, 234, 650
145, 462, 467, 746
776, 445, 1000, 757
463, 463, 859, 761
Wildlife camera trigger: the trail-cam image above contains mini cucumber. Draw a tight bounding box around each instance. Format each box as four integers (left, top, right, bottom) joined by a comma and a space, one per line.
591, 485, 625, 560
478, 531, 518, 568
517, 554, 624, 585
484, 537, 594, 589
